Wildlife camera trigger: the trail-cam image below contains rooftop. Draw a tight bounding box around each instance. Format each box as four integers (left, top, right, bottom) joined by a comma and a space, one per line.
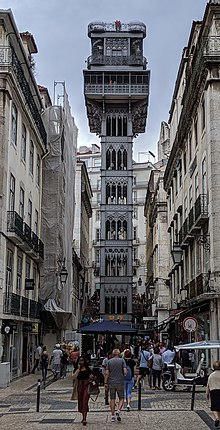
88, 21, 146, 37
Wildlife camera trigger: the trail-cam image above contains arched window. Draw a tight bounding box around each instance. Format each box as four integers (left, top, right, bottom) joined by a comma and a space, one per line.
123, 117, 127, 136
118, 116, 122, 136
123, 149, 127, 169
106, 149, 111, 169
112, 116, 116, 136
106, 116, 111, 136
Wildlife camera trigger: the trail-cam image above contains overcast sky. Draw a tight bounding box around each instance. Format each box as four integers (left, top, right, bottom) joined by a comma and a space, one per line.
2, 0, 208, 160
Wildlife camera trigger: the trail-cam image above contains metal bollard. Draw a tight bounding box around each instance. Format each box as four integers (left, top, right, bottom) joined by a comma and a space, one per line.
36, 379, 41, 412
191, 380, 196, 411
138, 381, 141, 410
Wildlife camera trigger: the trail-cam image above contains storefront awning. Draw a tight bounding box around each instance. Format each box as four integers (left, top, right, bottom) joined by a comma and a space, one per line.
80, 320, 137, 334
175, 340, 220, 351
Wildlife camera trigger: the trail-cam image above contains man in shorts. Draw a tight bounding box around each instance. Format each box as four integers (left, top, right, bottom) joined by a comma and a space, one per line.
105, 348, 127, 422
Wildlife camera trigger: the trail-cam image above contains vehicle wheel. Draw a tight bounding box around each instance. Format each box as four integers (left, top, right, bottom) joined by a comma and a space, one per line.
162, 379, 175, 391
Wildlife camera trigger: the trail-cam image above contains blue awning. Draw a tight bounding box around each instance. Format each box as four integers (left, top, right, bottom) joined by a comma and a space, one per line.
79, 320, 137, 334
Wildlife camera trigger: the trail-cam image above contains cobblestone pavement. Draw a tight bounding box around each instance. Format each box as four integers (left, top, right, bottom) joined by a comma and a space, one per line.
0, 372, 216, 429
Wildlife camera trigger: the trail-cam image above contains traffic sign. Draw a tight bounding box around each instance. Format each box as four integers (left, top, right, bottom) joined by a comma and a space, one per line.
183, 317, 198, 332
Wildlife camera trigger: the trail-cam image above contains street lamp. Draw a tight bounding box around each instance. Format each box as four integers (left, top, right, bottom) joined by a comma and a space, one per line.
59, 260, 68, 287
171, 242, 183, 265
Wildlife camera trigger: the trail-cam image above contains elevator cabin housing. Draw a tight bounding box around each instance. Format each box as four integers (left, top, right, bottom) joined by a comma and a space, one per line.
84, 21, 150, 321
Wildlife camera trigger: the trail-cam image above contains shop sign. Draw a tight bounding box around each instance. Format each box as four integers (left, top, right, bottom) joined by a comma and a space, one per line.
183, 317, 198, 332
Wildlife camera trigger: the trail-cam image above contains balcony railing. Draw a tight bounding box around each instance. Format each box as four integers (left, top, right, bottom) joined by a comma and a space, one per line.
87, 54, 147, 68
7, 211, 44, 260
7, 211, 24, 240
84, 83, 148, 95
3, 293, 41, 319
195, 194, 208, 224
186, 273, 210, 300
0, 45, 47, 146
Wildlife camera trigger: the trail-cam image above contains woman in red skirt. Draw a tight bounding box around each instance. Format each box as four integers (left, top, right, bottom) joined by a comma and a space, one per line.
73, 356, 92, 426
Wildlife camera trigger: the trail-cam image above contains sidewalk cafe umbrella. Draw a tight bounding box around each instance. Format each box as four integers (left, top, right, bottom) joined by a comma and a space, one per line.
79, 320, 137, 334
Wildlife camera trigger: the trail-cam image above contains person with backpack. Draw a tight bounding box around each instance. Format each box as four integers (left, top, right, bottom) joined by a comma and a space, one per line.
135, 343, 151, 389
123, 349, 136, 411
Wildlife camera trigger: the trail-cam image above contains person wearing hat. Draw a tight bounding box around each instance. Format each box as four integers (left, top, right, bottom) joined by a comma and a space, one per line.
51, 344, 63, 379
207, 360, 220, 428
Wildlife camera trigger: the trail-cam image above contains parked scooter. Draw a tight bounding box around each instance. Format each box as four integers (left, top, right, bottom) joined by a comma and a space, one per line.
162, 353, 207, 391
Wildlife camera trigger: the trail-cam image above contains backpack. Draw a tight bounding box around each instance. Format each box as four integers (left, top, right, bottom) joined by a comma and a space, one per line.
124, 363, 132, 381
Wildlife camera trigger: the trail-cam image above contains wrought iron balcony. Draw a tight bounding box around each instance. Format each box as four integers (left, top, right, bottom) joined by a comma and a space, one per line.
195, 194, 208, 225
7, 212, 44, 261
186, 273, 210, 300
0, 45, 47, 147
84, 83, 148, 96
87, 54, 147, 68
3, 293, 41, 319
7, 211, 24, 244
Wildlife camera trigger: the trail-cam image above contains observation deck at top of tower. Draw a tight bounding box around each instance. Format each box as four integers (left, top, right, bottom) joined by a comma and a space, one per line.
84, 20, 150, 136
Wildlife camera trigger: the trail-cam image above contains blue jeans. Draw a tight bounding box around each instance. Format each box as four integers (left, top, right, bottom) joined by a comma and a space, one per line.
124, 378, 134, 399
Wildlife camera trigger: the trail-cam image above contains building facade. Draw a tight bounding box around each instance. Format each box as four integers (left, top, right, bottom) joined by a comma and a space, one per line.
73, 160, 92, 326
0, 11, 47, 378
40, 85, 78, 352
84, 21, 150, 321
163, 1, 220, 348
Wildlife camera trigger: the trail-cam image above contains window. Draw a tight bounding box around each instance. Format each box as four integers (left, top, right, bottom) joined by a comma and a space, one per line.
36, 154, 40, 186
183, 151, 187, 175
189, 186, 192, 209
96, 210, 100, 222
21, 123, 27, 161
133, 176, 136, 186
9, 174, 15, 212
95, 249, 100, 263
190, 243, 195, 280
133, 226, 137, 240
133, 207, 138, 219
27, 199, 32, 228
29, 140, 34, 175
34, 209, 39, 235
97, 193, 101, 204
16, 255, 23, 293
184, 196, 187, 219
11, 103, 18, 146
19, 187, 24, 219
6, 249, 13, 294
95, 228, 100, 242
94, 158, 101, 167
25, 258, 31, 296
202, 99, 206, 131
133, 190, 137, 203
188, 131, 192, 163
195, 173, 199, 199
179, 161, 182, 188
194, 116, 198, 147
33, 265, 37, 299
202, 157, 207, 195
97, 179, 101, 190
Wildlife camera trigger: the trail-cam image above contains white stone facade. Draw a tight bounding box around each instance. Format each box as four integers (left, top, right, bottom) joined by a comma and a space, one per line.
163, 2, 220, 351
0, 11, 47, 377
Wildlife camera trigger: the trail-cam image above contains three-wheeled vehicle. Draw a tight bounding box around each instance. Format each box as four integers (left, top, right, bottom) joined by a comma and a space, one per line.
162, 340, 220, 391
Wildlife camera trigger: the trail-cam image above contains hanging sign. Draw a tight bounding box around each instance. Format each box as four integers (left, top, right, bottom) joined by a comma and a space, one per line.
183, 317, 198, 332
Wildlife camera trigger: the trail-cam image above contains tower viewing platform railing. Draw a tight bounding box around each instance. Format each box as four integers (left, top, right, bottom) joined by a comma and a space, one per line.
87, 54, 147, 69
84, 83, 148, 96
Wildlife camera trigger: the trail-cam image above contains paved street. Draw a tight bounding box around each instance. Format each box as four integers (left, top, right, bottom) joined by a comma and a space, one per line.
0, 372, 216, 429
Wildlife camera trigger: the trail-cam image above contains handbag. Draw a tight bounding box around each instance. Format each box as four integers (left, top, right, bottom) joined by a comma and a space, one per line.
88, 378, 100, 402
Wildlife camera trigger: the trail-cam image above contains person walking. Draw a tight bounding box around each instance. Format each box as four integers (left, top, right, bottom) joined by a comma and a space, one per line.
151, 346, 163, 389
51, 344, 63, 379
136, 343, 151, 389
31, 343, 43, 374
102, 351, 112, 405
40, 346, 49, 384
73, 356, 92, 426
60, 345, 69, 378
124, 349, 136, 411
162, 345, 175, 367
206, 360, 220, 428
105, 348, 127, 422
